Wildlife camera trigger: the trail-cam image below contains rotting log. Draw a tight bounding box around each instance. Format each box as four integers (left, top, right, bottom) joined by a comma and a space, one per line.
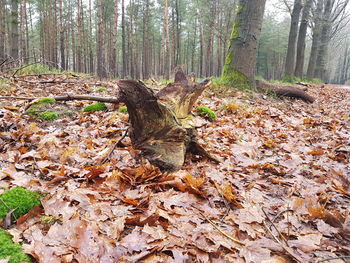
117, 68, 216, 172
256, 80, 315, 103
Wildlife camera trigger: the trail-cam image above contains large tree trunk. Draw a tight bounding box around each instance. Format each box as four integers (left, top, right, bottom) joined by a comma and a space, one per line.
0, 0, 6, 62
117, 68, 212, 172
294, 0, 313, 78
96, 0, 107, 78
315, 0, 332, 81
10, 0, 19, 59
284, 0, 302, 77
307, 0, 324, 79
222, 0, 266, 88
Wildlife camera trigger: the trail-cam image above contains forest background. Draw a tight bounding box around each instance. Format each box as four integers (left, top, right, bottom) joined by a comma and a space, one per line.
0, 0, 349, 84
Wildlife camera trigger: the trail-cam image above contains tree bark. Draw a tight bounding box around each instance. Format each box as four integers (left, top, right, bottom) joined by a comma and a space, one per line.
10, 0, 19, 59
306, 0, 324, 78
257, 80, 315, 103
315, 0, 332, 81
118, 68, 212, 171
110, 0, 119, 78
222, 0, 266, 88
121, 0, 126, 78
0, 0, 6, 61
284, 0, 302, 77
96, 0, 107, 78
294, 0, 313, 77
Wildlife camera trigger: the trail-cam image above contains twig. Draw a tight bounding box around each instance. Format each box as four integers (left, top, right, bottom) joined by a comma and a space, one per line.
0, 95, 120, 104
262, 208, 288, 243
101, 128, 129, 164
0, 197, 10, 210
193, 206, 245, 246
12, 61, 41, 77
272, 209, 294, 223
263, 221, 305, 263
317, 256, 350, 262
33, 157, 51, 180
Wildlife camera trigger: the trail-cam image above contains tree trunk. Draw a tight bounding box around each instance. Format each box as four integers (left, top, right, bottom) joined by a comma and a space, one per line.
0, 0, 6, 61
110, 0, 119, 78
307, 0, 324, 79
117, 68, 212, 172
58, 0, 65, 70
76, 0, 83, 73
161, 0, 170, 79
284, 0, 302, 77
96, 0, 107, 78
121, 0, 126, 78
10, 0, 19, 59
294, 0, 313, 77
315, 0, 332, 81
222, 0, 266, 88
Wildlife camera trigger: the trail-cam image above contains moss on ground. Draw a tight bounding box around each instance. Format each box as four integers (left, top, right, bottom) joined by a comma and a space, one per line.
83, 102, 108, 112
38, 112, 60, 121
197, 106, 217, 121
118, 105, 128, 113
0, 187, 41, 220
38, 97, 56, 103
16, 63, 60, 75
26, 99, 74, 120
0, 229, 31, 263
96, 87, 106, 92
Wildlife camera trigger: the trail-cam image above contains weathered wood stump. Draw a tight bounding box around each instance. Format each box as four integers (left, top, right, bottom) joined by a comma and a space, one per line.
117, 68, 213, 172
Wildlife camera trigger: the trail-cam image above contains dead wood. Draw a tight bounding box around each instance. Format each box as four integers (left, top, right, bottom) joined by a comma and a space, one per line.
117, 68, 213, 172
0, 95, 120, 104
257, 80, 315, 103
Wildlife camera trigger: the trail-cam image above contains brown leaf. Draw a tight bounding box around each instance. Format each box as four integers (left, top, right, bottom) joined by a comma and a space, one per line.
16, 206, 44, 226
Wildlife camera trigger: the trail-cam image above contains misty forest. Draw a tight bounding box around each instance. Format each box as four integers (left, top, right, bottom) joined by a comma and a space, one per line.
0, 0, 349, 262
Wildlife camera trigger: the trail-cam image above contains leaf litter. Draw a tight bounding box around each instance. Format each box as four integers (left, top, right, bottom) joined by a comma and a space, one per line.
0, 75, 349, 262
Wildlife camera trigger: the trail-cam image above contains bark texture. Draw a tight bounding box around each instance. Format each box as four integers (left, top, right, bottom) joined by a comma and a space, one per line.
294, 0, 313, 77
307, 0, 324, 78
222, 0, 266, 88
315, 0, 332, 81
10, 0, 19, 59
0, 0, 5, 61
117, 68, 212, 171
257, 80, 315, 103
285, 0, 302, 77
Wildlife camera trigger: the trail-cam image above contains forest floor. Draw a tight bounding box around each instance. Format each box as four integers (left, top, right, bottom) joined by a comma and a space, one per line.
0, 74, 349, 263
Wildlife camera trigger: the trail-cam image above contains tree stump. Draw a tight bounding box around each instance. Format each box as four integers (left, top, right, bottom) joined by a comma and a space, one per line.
117, 68, 212, 172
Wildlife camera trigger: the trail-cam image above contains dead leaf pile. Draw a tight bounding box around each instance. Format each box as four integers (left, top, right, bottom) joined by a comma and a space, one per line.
0, 75, 349, 262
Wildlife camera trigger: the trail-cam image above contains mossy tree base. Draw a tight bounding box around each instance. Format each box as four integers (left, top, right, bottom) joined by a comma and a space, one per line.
117, 68, 215, 172
221, 67, 252, 89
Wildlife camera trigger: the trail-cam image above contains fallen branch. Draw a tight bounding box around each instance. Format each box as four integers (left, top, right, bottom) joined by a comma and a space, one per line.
193, 206, 245, 247
262, 208, 306, 262
0, 95, 120, 104
12, 61, 41, 77
257, 80, 315, 103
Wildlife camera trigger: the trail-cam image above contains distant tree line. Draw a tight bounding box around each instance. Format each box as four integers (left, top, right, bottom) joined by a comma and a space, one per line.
0, 0, 349, 83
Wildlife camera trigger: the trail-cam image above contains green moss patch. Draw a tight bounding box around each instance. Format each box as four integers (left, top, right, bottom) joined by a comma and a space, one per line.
197, 106, 217, 121
96, 87, 106, 92
0, 229, 31, 263
118, 105, 128, 113
38, 97, 56, 103
26, 100, 74, 121
0, 187, 41, 220
83, 102, 108, 112
38, 112, 60, 121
